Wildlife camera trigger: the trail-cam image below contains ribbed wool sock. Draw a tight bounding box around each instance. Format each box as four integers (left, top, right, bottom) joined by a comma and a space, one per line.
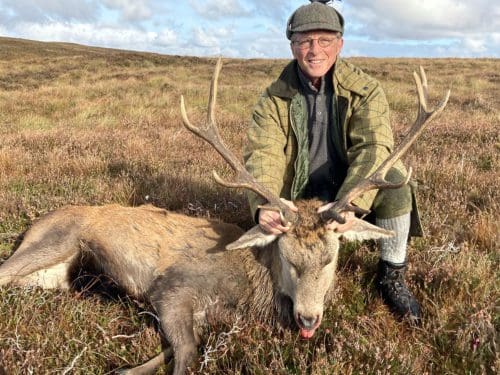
376, 213, 411, 265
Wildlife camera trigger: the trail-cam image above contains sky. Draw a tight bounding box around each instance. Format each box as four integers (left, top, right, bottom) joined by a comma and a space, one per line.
0, 0, 498, 59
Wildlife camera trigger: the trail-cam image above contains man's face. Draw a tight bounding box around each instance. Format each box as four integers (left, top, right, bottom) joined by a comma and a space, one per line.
290, 31, 343, 84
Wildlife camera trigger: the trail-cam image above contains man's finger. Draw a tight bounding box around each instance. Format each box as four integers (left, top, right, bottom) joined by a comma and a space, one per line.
260, 222, 286, 234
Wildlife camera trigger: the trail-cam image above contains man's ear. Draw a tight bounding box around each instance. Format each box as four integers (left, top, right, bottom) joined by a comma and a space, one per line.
337, 36, 344, 52
290, 42, 298, 60
226, 225, 280, 250
339, 217, 394, 242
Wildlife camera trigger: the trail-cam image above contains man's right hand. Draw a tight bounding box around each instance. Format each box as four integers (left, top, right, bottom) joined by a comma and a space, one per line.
258, 198, 298, 234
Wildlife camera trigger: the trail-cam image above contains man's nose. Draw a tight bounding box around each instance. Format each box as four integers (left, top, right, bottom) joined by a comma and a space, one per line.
308, 39, 321, 53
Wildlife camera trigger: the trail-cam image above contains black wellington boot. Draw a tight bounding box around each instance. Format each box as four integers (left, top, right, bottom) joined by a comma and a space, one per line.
376, 260, 421, 325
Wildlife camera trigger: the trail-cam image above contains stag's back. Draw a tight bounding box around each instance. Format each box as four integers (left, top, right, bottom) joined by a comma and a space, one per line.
0, 204, 244, 297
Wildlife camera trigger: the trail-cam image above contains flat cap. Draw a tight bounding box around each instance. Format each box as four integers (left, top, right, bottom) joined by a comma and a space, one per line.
286, 0, 344, 40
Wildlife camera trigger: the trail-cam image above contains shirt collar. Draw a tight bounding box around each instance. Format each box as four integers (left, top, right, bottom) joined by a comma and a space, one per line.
297, 66, 334, 95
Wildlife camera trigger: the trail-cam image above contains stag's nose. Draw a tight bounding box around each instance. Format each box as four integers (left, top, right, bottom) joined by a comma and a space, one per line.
298, 314, 319, 330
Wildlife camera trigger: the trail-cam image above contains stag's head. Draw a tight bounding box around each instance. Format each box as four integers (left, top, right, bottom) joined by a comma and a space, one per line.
221, 198, 394, 338
180, 58, 449, 339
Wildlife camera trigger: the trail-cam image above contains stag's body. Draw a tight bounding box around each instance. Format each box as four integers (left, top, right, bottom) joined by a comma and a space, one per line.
0, 200, 345, 374
0, 204, 243, 295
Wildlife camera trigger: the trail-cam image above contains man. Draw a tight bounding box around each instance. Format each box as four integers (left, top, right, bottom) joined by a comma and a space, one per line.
243, 0, 421, 322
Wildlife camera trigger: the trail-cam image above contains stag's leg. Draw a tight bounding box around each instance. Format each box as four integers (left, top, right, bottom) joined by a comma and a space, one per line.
157, 292, 200, 375
0, 213, 82, 288
126, 290, 200, 375
118, 347, 173, 375
163, 299, 200, 375
0, 240, 78, 288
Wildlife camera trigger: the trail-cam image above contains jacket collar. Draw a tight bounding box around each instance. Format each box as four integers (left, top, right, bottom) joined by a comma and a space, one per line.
268, 58, 370, 99
268, 60, 300, 99
334, 59, 372, 97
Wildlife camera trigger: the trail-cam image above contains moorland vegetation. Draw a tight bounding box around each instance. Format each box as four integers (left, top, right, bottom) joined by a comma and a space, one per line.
0, 37, 498, 374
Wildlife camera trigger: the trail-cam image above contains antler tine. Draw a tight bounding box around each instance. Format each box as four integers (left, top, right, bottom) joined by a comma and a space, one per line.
321, 67, 450, 222
417, 66, 429, 110
207, 57, 221, 126
180, 58, 297, 223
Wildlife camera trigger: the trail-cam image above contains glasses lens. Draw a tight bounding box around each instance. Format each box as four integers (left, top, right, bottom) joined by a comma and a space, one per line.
295, 37, 335, 50
318, 38, 334, 48
298, 40, 311, 49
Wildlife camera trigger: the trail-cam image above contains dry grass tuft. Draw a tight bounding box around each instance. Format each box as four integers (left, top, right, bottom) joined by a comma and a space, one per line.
0, 37, 498, 374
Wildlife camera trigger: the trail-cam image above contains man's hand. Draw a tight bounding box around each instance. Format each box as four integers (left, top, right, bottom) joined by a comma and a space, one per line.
318, 202, 356, 232
258, 198, 298, 234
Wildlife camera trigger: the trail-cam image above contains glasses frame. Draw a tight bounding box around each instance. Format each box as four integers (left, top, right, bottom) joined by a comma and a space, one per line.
291, 36, 340, 50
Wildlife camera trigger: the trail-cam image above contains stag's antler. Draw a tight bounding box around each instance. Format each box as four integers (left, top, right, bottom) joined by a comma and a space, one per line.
180, 58, 298, 223
320, 66, 450, 223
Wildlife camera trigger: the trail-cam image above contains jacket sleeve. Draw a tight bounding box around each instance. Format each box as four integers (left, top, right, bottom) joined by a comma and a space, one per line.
335, 82, 406, 211
243, 92, 288, 221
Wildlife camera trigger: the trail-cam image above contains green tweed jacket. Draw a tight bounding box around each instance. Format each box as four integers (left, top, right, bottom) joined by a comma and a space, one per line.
244, 58, 409, 221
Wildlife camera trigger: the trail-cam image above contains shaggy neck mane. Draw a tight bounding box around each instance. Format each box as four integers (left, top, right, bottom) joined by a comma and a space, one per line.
239, 245, 294, 328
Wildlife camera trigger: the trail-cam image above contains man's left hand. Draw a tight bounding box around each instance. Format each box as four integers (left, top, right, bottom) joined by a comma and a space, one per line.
317, 202, 356, 232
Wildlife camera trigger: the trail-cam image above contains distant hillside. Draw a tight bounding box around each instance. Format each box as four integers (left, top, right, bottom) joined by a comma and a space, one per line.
0, 36, 192, 61
0, 37, 215, 92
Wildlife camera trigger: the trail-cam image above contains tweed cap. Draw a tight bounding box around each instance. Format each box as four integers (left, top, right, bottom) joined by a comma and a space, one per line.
286, 0, 344, 40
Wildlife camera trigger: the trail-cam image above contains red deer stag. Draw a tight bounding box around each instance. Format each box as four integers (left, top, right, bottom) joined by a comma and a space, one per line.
0, 59, 449, 374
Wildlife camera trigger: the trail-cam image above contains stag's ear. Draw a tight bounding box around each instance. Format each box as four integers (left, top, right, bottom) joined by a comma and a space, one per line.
226, 225, 280, 250
340, 217, 394, 242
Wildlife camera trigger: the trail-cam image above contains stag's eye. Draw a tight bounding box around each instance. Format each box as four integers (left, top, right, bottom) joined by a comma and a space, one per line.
287, 260, 302, 278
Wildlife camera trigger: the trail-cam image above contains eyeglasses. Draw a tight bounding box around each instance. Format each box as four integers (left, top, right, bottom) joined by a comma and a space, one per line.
292, 36, 339, 50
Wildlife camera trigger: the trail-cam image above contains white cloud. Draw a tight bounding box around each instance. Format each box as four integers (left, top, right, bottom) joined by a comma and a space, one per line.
0, 0, 98, 24
189, 26, 236, 51
336, 0, 499, 57
192, 27, 220, 48
154, 29, 177, 46
251, 0, 295, 19
216, 28, 234, 38
189, 0, 250, 20
9, 21, 177, 51
462, 37, 487, 54
345, 0, 499, 40
246, 25, 290, 58
102, 0, 152, 22
454, 33, 500, 57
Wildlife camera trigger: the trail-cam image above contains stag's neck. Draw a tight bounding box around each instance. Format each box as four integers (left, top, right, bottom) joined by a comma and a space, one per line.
237, 244, 294, 327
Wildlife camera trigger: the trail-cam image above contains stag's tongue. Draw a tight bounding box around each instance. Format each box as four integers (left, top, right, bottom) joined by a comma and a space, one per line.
299, 327, 316, 339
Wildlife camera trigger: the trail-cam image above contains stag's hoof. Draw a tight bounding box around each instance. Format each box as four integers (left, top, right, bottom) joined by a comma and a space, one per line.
375, 260, 421, 325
